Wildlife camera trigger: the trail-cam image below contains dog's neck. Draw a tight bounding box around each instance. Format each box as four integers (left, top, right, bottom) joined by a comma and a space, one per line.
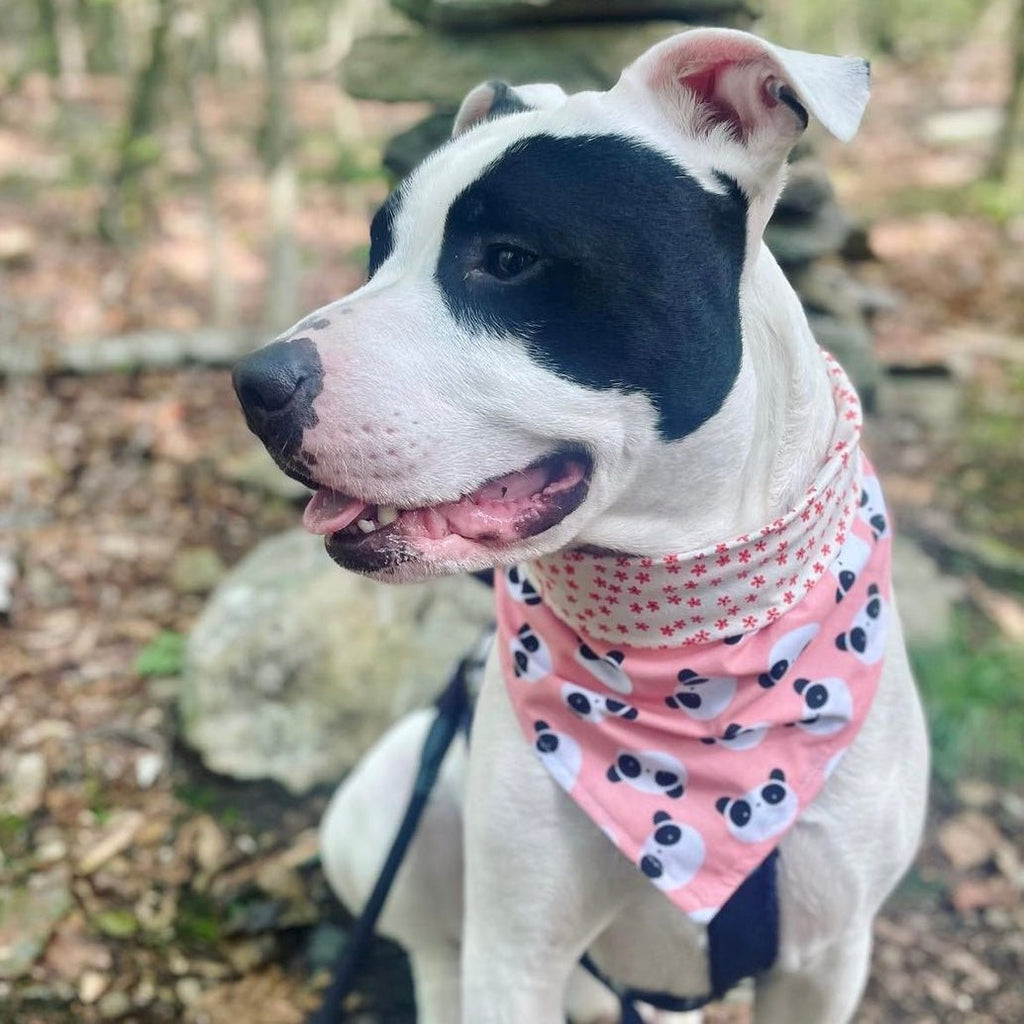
576, 244, 835, 559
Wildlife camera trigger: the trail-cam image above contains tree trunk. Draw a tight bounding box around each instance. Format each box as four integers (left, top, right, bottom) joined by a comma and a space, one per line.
255, 0, 299, 331
98, 0, 176, 244
181, 6, 236, 328
988, 0, 1024, 182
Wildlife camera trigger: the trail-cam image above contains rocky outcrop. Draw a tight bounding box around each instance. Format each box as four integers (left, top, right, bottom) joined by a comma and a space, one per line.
178, 530, 493, 794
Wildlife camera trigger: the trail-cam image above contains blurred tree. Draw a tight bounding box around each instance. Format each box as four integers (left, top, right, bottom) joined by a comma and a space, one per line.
988, 0, 1023, 181
98, 0, 176, 243
255, 0, 299, 330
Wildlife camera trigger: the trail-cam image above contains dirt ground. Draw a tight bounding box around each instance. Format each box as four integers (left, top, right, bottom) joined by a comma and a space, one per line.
2, 19, 1023, 1024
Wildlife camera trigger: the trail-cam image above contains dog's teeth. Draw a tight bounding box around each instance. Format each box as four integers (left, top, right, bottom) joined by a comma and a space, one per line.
377, 505, 398, 526
356, 519, 377, 534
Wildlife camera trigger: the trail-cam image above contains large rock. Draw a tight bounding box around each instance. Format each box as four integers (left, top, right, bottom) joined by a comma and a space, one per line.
343, 22, 693, 103
393, 0, 756, 30
179, 530, 493, 794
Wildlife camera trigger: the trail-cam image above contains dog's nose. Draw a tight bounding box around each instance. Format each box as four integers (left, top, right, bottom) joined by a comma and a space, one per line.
232, 338, 323, 455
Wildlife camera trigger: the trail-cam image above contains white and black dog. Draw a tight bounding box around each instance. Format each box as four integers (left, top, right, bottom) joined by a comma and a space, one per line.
235, 28, 929, 1024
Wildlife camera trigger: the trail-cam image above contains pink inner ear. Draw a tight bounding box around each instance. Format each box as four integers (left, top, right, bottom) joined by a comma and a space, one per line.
679, 62, 745, 138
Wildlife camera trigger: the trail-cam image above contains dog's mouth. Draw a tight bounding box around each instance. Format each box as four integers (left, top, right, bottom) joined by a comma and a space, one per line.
298, 451, 592, 573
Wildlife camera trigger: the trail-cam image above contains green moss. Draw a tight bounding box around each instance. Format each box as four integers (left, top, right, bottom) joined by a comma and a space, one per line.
93, 908, 140, 939
175, 891, 222, 948
135, 630, 187, 677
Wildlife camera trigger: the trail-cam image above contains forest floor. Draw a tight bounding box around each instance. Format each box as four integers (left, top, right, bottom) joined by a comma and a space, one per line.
2, 16, 1024, 1024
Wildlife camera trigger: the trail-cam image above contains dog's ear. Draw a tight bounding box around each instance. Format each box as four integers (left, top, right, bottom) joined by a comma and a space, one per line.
622, 28, 868, 182
452, 80, 567, 137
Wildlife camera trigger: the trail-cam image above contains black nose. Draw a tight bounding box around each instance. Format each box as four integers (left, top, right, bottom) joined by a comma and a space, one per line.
232, 337, 323, 456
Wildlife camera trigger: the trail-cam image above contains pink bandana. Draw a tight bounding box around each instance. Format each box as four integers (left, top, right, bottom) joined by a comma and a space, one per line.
496, 356, 892, 921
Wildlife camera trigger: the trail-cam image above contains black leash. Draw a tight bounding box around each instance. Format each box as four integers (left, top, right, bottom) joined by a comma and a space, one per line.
309, 658, 471, 1024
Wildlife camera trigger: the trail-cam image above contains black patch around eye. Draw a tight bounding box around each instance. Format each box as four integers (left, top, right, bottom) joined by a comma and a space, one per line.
536, 733, 558, 753
867, 598, 881, 619
579, 644, 597, 661
806, 684, 828, 710
679, 692, 702, 709
729, 800, 751, 828
514, 650, 528, 672
508, 567, 520, 583
771, 660, 789, 680
850, 627, 867, 653
567, 692, 591, 715
762, 783, 786, 805
654, 770, 678, 787
640, 854, 663, 879
522, 634, 539, 653
654, 824, 681, 846
435, 135, 747, 441
839, 570, 855, 591
871, 514, 886, 534
619, 755, 641, 778
368, 188, 403, 277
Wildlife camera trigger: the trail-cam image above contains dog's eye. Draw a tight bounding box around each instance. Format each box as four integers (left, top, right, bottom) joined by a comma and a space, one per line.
483, 245, 537, 281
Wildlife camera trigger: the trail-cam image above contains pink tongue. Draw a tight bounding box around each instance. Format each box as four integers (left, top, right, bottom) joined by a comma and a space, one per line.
303, 488, 368, 536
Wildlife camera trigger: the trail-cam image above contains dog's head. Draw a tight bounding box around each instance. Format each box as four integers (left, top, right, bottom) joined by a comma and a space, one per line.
233, 29, 869, 581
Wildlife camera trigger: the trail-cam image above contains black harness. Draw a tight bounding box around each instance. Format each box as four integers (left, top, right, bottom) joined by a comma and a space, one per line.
309, 573, 779, 1023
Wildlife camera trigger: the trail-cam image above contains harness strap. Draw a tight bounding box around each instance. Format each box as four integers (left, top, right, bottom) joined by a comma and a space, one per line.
579, 849, 778, 1018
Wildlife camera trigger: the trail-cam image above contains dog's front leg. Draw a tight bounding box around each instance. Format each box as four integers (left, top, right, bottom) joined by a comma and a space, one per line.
752, 926, 873, 1024
462, 661, 628, 1024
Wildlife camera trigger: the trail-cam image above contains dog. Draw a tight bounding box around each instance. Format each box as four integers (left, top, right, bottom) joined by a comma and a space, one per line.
234, 27, 929, 1023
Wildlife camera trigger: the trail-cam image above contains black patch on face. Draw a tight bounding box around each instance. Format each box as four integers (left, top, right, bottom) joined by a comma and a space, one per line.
618, 754, 641, 778
762, 783, 786, 805
729, 800, 751, 828
567, 692, 591, 715
640, 854, 663, 879
536, 732, 558, 754
805, 684, 828, 710
368, 188, 403, 277
654, 824, 681, 846
436, 134, 747, 440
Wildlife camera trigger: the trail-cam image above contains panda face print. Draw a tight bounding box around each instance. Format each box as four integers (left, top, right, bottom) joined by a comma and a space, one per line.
637, 811, 705, 891
715, 769, 799, 844
793, 676, 853, 735
506, 565, 542, 605
665, 670, 736, 721
835, 584, 889, 665
561, 683, 638, 723
510, 623, 552, 682
532, 720, 582, 791
831, 533, 871, 603
757, 622, 819, 688
575, 642, 632, 694
859, 475, 888, 540
606, 750, 686, 799
699, 721, 769, 751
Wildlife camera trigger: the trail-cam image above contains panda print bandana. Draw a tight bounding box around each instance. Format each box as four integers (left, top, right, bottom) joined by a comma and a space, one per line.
496, 356, 892, 921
